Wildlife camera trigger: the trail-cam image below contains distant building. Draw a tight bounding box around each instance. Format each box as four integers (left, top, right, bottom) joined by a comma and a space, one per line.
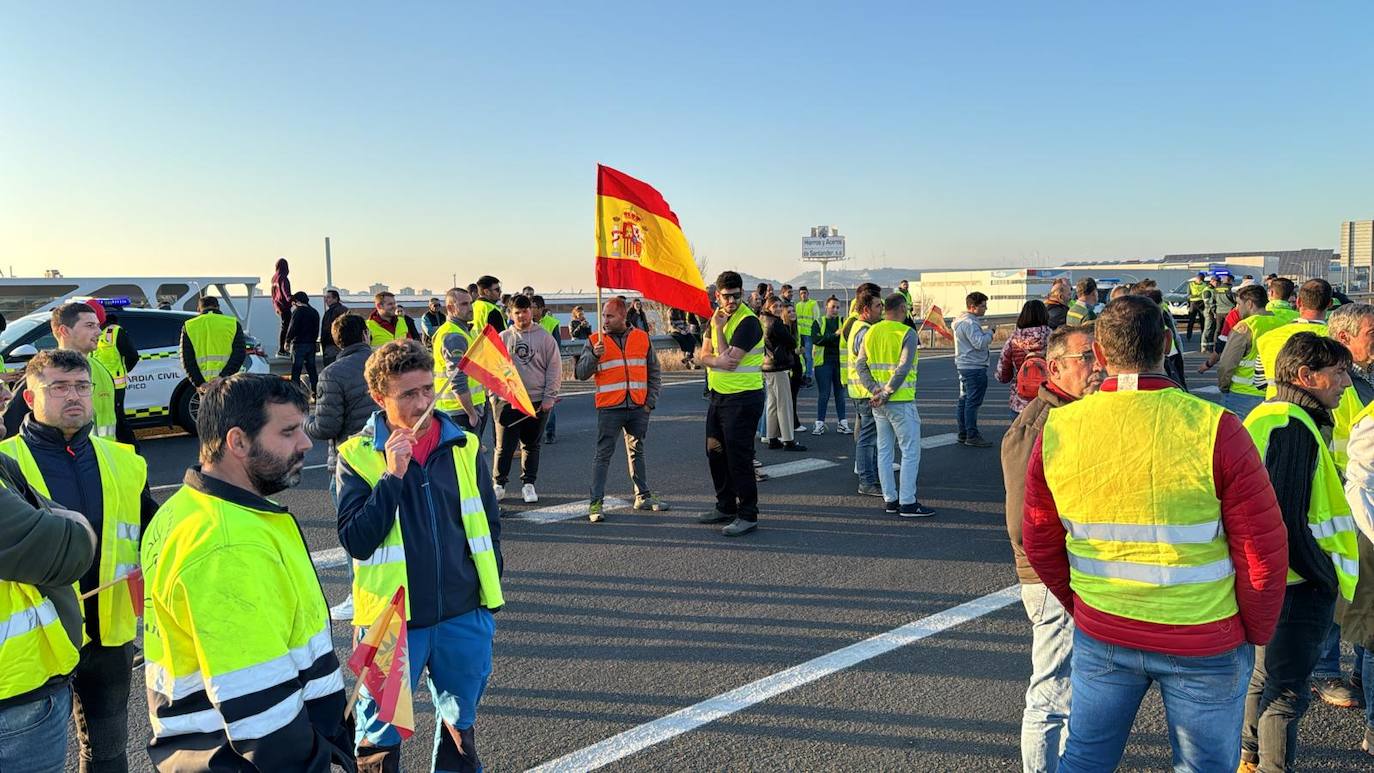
368, 283, 390, 296
419, 288, 433, 297
398, 286, 415, 295
1341, 220, 1373, 292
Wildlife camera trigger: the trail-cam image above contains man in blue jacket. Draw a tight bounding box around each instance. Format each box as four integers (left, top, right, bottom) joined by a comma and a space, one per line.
336, 340, 504, 773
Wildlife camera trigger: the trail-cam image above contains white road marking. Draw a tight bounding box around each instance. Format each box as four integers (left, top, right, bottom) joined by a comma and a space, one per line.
312, 546, 349, 569
756, 458, 837, 477
525, 585, 1022, 773
1191, 385, 1221, 395
514, 497, 632, 524
920, 432, 961, 449
150, 463, 328, 492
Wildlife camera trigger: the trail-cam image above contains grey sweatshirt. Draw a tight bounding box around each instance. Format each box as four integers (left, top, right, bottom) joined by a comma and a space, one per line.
856, 324, 919, 397
953, 311, 993, 369
575, 330, 662, 409
499, 324, 562, 404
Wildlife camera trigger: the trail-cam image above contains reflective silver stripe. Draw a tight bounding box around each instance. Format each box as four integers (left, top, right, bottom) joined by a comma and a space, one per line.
1309, 516, 1357, 541
225, 690, 303, 741
151, 708, 222, 738
115, 563, 139, 580
595, 381, 646, 393
0, 599, 58, 644
116, 522, 140, 541
1334, 438, 1350, 453
302, 670, 345, 701
733, 365, 762, 373
1332, 552, 1360, 578
468, 535, 493, 554
1239, 358, 1256, 367
596, 359, 628, 372
204, 626, 333, 703
459, 496, 484, 515
1061, 518, 1222, 544
620, 358, 647, 366
145, 662, 206, 700
359, 544, 406, 567
1068, 553, 1235, 585
1231, 375, 1253, 387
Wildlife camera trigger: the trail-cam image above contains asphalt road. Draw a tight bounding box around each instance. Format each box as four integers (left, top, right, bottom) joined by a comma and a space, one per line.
89, 350, 1373, 771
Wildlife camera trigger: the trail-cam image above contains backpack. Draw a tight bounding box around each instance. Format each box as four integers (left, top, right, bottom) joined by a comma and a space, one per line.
1016, 353, 1050, 400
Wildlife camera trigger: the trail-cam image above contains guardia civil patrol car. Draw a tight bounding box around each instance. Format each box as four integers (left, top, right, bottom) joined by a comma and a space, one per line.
0, 306, 271, 434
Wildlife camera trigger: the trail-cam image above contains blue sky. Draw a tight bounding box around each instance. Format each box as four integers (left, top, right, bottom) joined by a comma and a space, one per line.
3, 2, 1371, 293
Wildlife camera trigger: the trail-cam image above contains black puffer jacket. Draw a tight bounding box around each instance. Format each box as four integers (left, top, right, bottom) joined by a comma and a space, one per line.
305, 342, 373, 471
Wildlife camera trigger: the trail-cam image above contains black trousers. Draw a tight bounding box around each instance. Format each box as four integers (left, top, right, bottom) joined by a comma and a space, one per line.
1185, 300, 1205, 339
493, 402, 550, 485
72, 642, 134, 773
111, 389, 136, 448
291, 347, 318, 390
706, 389, 765, 521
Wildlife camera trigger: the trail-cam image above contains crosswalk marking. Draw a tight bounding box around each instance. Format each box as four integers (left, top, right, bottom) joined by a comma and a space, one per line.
757, 458, 838, 478
515, 497, 632, 524
921, 433, 961, 449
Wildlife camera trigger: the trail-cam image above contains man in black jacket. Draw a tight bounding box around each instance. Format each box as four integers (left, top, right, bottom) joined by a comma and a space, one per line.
319, 289, 349, 367
286, 292, 321, 391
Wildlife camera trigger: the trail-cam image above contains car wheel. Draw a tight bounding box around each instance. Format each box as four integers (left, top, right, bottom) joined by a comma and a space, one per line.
174, 383, 200, 435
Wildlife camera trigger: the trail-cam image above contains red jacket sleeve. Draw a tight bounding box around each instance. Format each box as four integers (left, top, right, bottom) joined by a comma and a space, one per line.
1214, 411, 1288, 645
1022, 433, 1073, 611
996, 341, 1014, 384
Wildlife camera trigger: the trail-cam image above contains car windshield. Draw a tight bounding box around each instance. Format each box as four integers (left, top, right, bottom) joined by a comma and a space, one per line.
0, 314, 47, 351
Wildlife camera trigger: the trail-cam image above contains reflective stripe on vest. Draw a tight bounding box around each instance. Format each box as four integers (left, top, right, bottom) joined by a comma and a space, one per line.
795, 299, 819, 337
93, 326, 128, 389
841, 317, 873, 399
1245, 401, 1360, 600
433, 320, 487, 412
0, 582, 79, 701
1043, 389, 1240, 626
861, 320, 917, 402
184, 312, 239, 379
706, 305, 764, 394
0, 435, 147, 645
1228, 313, 1286, 395
337, 431, 504, 625
592, 329, 651, 408
1256, 320, 1328, 398
87, 357, 118, 439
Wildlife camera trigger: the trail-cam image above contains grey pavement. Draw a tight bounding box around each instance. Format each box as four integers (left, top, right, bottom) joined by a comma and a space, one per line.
90, 350, 1372, 771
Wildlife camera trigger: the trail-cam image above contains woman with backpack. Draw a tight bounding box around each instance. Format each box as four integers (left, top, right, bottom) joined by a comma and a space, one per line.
997, 300, 1053, 414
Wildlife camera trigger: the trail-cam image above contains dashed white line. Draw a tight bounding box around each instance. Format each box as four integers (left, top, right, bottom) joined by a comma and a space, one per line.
756, 458, 838, 477
525, 584, 1022, 773
514, 497, 632, 524
920, 432, 961, 449
1191, 385, 1221, 395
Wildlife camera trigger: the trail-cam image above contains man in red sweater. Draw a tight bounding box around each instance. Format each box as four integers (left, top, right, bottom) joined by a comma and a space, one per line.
1023, 294, 1288, 772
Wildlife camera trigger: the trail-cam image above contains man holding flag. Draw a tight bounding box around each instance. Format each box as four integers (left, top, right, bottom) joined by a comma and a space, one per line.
2, 349, 156, 773
337, 339, 504, 773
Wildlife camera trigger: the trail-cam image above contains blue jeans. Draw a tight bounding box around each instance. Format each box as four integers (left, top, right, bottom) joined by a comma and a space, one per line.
814, 362, 845, 422
956, 368, 989, 439
1311, 620, 1363, 680
356, 608, 496, 764
874, 401, 921, 505
0, 686, 71, 773
1021, 584, 1073, 773
1223, 390, 1263, 420
1365, 649, 1374, 736
1059, 629, 1253, 773
852, 398, 878, 486
801, 335, 814, 378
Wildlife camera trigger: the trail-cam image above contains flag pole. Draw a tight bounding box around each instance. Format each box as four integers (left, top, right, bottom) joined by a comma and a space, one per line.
343, 675, 366, 721
79, 572, 132, 600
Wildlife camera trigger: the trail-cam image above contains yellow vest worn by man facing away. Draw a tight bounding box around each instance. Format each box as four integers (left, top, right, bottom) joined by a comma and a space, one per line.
862, 319, 918, 402
432, 320, 488, 413
183, 311, 240, 381
706, 304, 764, 395
1245, 401, 1360, 600
1042, 387, 1240, 625
794, 299, 819, 338
1230, 313, 1287, 397
842, 316, 873, 400
336, 431, 504, 626
0, 435, 145, 646
1256, 320, 1327, 399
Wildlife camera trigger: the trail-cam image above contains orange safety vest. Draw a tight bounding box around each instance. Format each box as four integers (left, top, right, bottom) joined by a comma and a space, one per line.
592, 329, 650, 408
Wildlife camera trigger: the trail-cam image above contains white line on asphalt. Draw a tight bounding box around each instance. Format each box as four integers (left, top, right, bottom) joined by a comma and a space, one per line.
514, 497, 632, 524
756, 458, 837, 477
312, 546, 349, 569
920, 432, 960, 449
1191, 385, 1221, 395
150, 462, 329, 492
525, 584, 1022, 773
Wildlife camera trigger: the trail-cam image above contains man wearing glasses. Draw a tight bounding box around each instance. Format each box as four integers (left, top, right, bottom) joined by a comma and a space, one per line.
3, 348, 156, 773
1000, 323, 1102, 772
696, 271, 767, 536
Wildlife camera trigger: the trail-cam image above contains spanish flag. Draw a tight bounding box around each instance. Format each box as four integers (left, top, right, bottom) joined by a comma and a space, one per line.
922, 305, 954, 341
459, 325, 538, 418
596, 165, 712, 317
347, 587, 416, 739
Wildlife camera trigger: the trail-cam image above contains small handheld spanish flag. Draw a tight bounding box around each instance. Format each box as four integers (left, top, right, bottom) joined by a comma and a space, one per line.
922, 305, 954, 341
459, 326, 538, 418
347, 587, 415, 739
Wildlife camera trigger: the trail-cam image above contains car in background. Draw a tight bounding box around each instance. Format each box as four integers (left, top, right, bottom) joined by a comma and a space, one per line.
0, 307, 269, 434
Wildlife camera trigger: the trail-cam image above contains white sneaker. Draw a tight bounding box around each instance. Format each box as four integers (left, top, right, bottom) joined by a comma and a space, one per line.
837, 419, 853, 434
493, 484, 506, 500
522, 483, 538, 503
812, 421, 826, 436
794, 423, 807, 434
329, 596, 353, 622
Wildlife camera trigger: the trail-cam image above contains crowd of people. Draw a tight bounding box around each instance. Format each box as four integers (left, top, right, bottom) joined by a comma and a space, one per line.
5, 263, 1374, 772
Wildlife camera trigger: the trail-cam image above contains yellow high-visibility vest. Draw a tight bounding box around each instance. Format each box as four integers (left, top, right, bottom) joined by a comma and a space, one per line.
1256, 320, 1328, 398
1229, 313, 1286, 397
861, 320, 918, 402
842, 317, 873, 400
432, 320, 487, 412
706, 305, 764, 395
93, 326, 128, 390
1043, 387, 1240, 625
183, 312, 239, 380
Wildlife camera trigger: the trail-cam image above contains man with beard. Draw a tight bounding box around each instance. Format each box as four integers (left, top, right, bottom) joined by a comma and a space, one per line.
0, 349, 156, 773
141, 375, 354, 772
337, 340, 503, 772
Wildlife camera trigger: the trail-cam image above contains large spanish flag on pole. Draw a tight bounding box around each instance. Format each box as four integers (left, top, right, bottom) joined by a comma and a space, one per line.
595, 164, 712, 317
